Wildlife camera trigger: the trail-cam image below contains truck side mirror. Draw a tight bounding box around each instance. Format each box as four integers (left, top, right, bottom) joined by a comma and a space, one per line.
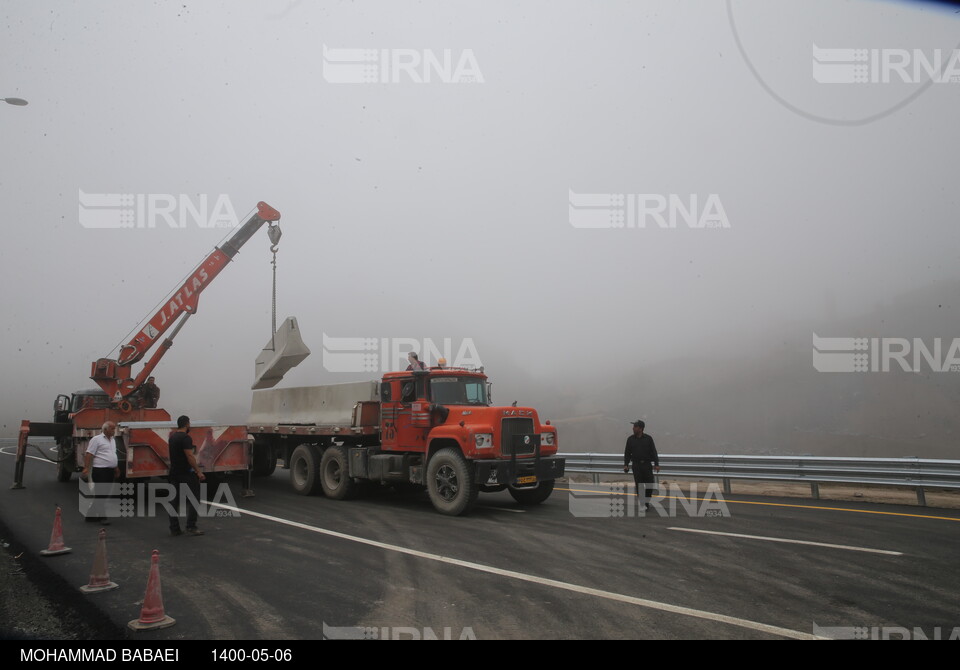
54, 395, 70, 414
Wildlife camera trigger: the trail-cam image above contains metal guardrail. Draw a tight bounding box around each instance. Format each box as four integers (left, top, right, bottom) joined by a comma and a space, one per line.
560, 453, 960, 506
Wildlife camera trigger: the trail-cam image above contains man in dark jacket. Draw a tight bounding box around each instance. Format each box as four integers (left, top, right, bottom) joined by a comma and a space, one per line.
140, 377, 160, 408
623, 419, 659, 508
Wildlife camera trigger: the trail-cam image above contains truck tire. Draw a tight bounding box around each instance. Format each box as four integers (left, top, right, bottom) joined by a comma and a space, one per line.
426, 448, 479, 516
252, 441, 278, 477
290, 444, 322, 495
508, 480, 555, 506
320, 445, 356, 500
56, 440, 74, 483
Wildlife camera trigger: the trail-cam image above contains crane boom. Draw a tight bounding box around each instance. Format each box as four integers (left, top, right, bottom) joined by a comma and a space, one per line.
91, 201, 281, 403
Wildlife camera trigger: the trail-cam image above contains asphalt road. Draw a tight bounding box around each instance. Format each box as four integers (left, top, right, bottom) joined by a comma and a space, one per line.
1, 443, 959, 641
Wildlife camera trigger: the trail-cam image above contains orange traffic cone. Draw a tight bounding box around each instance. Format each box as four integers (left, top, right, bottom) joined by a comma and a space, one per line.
40, 506, 72, 556
80, 528, 118, 593
128, 549, 176, 631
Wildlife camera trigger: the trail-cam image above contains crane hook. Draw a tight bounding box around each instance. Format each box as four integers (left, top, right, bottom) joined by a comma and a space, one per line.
267, 223, 282, 253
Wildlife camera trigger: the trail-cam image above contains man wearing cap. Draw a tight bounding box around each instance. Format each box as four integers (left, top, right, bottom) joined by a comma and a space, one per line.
623, 420, 660, 509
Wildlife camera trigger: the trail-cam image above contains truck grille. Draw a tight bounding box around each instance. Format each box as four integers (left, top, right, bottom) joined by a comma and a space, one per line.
501, 418, 536, 456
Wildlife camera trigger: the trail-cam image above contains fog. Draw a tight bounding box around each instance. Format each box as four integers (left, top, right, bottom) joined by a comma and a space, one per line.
2, 0, 958, 458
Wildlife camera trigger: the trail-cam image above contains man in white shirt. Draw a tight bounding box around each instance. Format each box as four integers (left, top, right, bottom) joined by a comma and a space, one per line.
82, 421, 120, 524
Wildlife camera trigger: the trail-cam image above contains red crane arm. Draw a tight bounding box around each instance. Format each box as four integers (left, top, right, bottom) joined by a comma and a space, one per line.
91, 201, 280, 401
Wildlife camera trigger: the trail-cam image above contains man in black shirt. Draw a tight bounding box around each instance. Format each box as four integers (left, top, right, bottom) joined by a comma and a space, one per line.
623, 419, 659, 509
167, 415, 206, 536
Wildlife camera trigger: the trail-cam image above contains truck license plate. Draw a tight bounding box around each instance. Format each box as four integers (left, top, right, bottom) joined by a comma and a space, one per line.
517, 475, 537, 485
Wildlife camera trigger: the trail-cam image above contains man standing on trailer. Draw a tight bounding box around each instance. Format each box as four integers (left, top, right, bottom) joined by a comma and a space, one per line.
140, 376, 160, 408
406, 352, 427, 371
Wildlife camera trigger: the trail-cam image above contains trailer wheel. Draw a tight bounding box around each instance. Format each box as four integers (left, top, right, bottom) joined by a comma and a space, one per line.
252, 441, 278, 477
426, 448, 479, 516
508, 480, 555, 506
56, 440, 74, 483
289, 444, 322, 495
320, 445, 356, 500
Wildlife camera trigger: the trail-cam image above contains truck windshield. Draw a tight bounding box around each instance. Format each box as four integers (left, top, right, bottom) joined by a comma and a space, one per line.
429, 377, 488, 406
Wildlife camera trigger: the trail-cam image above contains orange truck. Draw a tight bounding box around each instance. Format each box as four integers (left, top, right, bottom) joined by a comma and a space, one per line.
248, 368, 565, 515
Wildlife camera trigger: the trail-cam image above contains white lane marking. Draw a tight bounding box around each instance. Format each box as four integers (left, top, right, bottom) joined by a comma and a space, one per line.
0, 445, 57, 465
209, 501, 816, 639
667, 527, 903, 556
476, 505, 525, 513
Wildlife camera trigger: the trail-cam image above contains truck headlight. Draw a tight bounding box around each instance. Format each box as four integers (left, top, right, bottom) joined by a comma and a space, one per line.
475, 433, 493, 448
541, 432, 555, 446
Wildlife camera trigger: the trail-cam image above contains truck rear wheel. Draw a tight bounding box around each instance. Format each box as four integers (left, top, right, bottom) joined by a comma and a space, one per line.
320, 445, 356, 500
426, 448, 478, 516
290, 444, 322, 495
252, 441, 278, 477
508, 480, 555, 506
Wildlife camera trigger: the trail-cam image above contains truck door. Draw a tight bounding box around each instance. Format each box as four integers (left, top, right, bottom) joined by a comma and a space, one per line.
381, 376, 428, 453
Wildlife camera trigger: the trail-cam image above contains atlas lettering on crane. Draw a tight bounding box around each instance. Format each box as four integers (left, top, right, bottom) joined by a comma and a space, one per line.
155, 267, 211, 330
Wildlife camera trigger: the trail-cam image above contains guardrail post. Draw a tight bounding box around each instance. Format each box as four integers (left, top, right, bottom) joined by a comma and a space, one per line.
722, 478, 731, 495
916, 487, 926, 507
592, 473, 599, 485
811, 482, 820, 499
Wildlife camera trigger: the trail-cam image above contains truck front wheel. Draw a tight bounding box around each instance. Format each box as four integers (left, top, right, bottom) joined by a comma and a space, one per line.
426, 448, 479, 516
508, 480, 555, 506
320, 445, 356, 500
290, 444, 321, 495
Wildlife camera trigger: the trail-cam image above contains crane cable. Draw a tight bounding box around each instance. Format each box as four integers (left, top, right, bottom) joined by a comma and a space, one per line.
267, 222, 282, 351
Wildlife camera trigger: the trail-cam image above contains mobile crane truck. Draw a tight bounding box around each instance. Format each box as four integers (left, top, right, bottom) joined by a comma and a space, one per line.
12, 202, 285, 489
248, 367, 565, 515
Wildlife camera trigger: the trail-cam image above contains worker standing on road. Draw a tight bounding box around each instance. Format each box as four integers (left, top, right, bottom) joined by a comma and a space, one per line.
81, 421, 120, 524
623, 420, 660, 510
406, 352, 427, 371
140, 376, 160, 408
167, 415, 206, 537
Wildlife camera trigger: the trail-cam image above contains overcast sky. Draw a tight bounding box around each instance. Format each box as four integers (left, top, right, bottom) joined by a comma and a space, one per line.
1, 0, 958, 434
